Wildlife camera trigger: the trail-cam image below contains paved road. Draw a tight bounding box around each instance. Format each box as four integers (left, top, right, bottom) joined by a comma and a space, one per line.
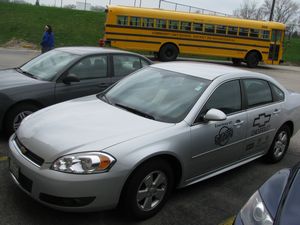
0, 48, 300, 225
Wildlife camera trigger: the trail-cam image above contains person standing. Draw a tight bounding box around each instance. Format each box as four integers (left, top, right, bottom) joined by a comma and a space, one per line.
40, 25, 54, 53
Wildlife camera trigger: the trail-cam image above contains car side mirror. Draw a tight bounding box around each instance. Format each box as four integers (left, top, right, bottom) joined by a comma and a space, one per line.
63, 74, 80, 84
203, 108, 227, 122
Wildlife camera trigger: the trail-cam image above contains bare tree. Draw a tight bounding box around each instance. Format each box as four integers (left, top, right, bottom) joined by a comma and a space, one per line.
233, 0, 264, 19
261, 0, 299, 23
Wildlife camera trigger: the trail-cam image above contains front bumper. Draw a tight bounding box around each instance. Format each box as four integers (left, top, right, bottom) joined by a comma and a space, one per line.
8, 134, 126, 212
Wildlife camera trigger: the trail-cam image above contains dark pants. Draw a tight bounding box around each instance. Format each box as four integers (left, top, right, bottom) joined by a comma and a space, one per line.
41, 46, 54, 53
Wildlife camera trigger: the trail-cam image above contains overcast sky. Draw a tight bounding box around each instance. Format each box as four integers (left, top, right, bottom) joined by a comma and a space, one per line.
23, 0, 300, 15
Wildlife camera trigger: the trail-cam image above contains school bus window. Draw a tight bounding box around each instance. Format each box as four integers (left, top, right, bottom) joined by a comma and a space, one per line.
143, 18, 154, 28
181, 21, 191, 31
228, 26, 238, 35
239, 28, 249, 36
193, 23, 203, 32
261, 30, 270, 39
250, 29, 259, 38
169, 20, 179, 30
130, 17, 141, 27
117, 16, 128, 26
216, 25, 227, 34
204, 24, 215, 33
272, 30, 282, 42
156, 19, 167, 29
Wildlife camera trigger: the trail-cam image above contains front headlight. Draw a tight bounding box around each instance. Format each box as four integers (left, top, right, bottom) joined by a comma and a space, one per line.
51, 152, 116, 174
240, 191, 273, 225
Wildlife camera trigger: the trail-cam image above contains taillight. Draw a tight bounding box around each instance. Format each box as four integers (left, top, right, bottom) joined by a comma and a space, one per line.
99, 39, 105, 47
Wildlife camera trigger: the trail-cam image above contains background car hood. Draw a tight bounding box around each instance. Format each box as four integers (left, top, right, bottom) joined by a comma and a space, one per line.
16, 95, 174, 162
0, 69, 42, 90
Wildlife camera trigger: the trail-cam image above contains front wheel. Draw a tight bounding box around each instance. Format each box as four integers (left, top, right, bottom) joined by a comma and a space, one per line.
121, 159, 174, 219
246, 52, 259, 68
264, 125, 291, 163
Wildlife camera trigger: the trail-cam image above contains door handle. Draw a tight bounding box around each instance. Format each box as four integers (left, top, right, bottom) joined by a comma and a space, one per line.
273, 109, 281, 115
234, 120, 244, 126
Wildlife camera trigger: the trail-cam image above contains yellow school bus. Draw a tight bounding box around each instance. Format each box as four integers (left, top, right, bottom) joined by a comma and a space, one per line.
102, 5, 285, 67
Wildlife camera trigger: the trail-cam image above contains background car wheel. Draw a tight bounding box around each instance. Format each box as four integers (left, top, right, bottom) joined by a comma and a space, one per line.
158, 44, 178, 62
232, 58, 242, 66
246, 52, 259, 68
264, 125, 291, 163
121, 159, 174, 220
4, 103, 40, 136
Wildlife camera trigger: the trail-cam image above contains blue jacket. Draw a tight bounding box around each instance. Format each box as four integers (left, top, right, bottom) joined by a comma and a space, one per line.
41, 32, 54, 48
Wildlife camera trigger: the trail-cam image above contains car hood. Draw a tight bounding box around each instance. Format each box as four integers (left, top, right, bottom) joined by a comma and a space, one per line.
16, 95, 174, 162
0, 69, 41, 90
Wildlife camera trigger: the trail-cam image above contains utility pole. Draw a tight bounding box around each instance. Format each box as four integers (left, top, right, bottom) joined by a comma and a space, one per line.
84, 0, 86, 10
159, 0, 162, 8
269, 0, 276, 21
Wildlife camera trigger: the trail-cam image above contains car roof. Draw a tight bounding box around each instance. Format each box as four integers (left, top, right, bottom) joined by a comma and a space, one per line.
55, 46, 147, 57
151, 61, 250, 80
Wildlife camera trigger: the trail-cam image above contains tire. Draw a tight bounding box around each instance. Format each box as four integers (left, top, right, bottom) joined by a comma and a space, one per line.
158, 44, 178, 61
264, 125, 291, 163
121, 159, 174, 220
232, 58, 242, 66
246, 52, 259, 68
4, 103, 40, 136
153, 52, 159, 59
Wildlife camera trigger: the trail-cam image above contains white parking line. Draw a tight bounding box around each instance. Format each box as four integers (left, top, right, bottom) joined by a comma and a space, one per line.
0, 156, 8, 162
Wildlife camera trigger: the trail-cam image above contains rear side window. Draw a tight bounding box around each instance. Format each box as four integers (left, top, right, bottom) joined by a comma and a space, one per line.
113, 55, 142, 77
270, 83, 284, 101
243, 79, 272, 107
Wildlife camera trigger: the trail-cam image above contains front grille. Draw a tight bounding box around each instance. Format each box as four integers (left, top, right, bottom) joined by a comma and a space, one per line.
19, 171, 33, 193
15, 137, 45, 166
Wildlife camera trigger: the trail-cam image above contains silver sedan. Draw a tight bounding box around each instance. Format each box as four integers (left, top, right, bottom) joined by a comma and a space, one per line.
8, 62, 300, 219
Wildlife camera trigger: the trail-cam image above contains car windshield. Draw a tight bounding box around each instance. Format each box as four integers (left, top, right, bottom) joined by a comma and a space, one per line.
20, 50, 80, 81
101, 67, 210, 123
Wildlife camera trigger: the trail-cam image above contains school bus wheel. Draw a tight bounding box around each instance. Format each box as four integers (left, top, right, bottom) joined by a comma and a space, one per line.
158, 43, 179, 62
245, 51, 261, 68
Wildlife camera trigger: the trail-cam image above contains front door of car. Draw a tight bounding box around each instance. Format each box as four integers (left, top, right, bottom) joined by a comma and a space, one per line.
241, 79, 284, 159
54, 55, 112, 102
187, 80, 248, 180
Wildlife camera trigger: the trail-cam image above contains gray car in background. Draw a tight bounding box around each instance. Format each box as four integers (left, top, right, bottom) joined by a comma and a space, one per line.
0, 47, 152, 135
8, 62, 300, 219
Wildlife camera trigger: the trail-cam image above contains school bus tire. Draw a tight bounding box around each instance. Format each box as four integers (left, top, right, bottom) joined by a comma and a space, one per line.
158, 43, 179, 62
232, 58, 242, 66
245, 51, 261, 68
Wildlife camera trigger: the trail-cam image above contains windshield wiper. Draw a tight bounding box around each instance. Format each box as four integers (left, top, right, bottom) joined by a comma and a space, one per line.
115, 103, 156, 120
15, 68, 38, 79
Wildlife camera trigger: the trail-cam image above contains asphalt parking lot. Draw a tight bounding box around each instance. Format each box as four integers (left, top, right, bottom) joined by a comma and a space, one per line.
0, 48, 300, 225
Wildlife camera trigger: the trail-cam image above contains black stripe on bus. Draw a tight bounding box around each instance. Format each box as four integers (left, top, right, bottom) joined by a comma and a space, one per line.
108, 39, 161, 44
179, 43, 248, 52
106, 31, 270, 49
106, 24, 271, 43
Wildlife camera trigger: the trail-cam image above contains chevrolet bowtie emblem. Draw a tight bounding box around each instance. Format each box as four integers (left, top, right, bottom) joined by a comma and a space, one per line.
253, 113, 271, 127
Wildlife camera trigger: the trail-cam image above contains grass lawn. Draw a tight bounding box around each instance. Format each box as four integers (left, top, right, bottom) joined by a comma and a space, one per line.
284, 37, 300, 65
0, 2, 105, 47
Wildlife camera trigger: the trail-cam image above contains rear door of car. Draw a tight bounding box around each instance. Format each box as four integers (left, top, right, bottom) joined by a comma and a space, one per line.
54, 54, 112, 102
241, 78, 285, 159
110, 54, 151, 84
187, 79, 248, 179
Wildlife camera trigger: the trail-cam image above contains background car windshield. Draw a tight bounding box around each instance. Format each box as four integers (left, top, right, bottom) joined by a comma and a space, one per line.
105, 67, 210, 123
20, 50, 80, 81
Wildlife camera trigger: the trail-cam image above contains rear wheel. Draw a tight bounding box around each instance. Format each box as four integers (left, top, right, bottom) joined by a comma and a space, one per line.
121, 159, 174, 219
246, 52, 259, 68
264, 125, 291, 163
4, 103, 40, 136
158, 44, 178, 61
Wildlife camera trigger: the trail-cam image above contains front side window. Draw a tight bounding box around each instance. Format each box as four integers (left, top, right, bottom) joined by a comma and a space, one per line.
113, 55, 142, 77
130, 17, 141, 27
243, 79, 272, 107
103, 67, 210, 123
169, 20, 179, 30
156, 19, 167, 29
69, 55, 108, 80
201, 80, 242, 115
117, 16, 128, 26
20, 50, 80, 81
